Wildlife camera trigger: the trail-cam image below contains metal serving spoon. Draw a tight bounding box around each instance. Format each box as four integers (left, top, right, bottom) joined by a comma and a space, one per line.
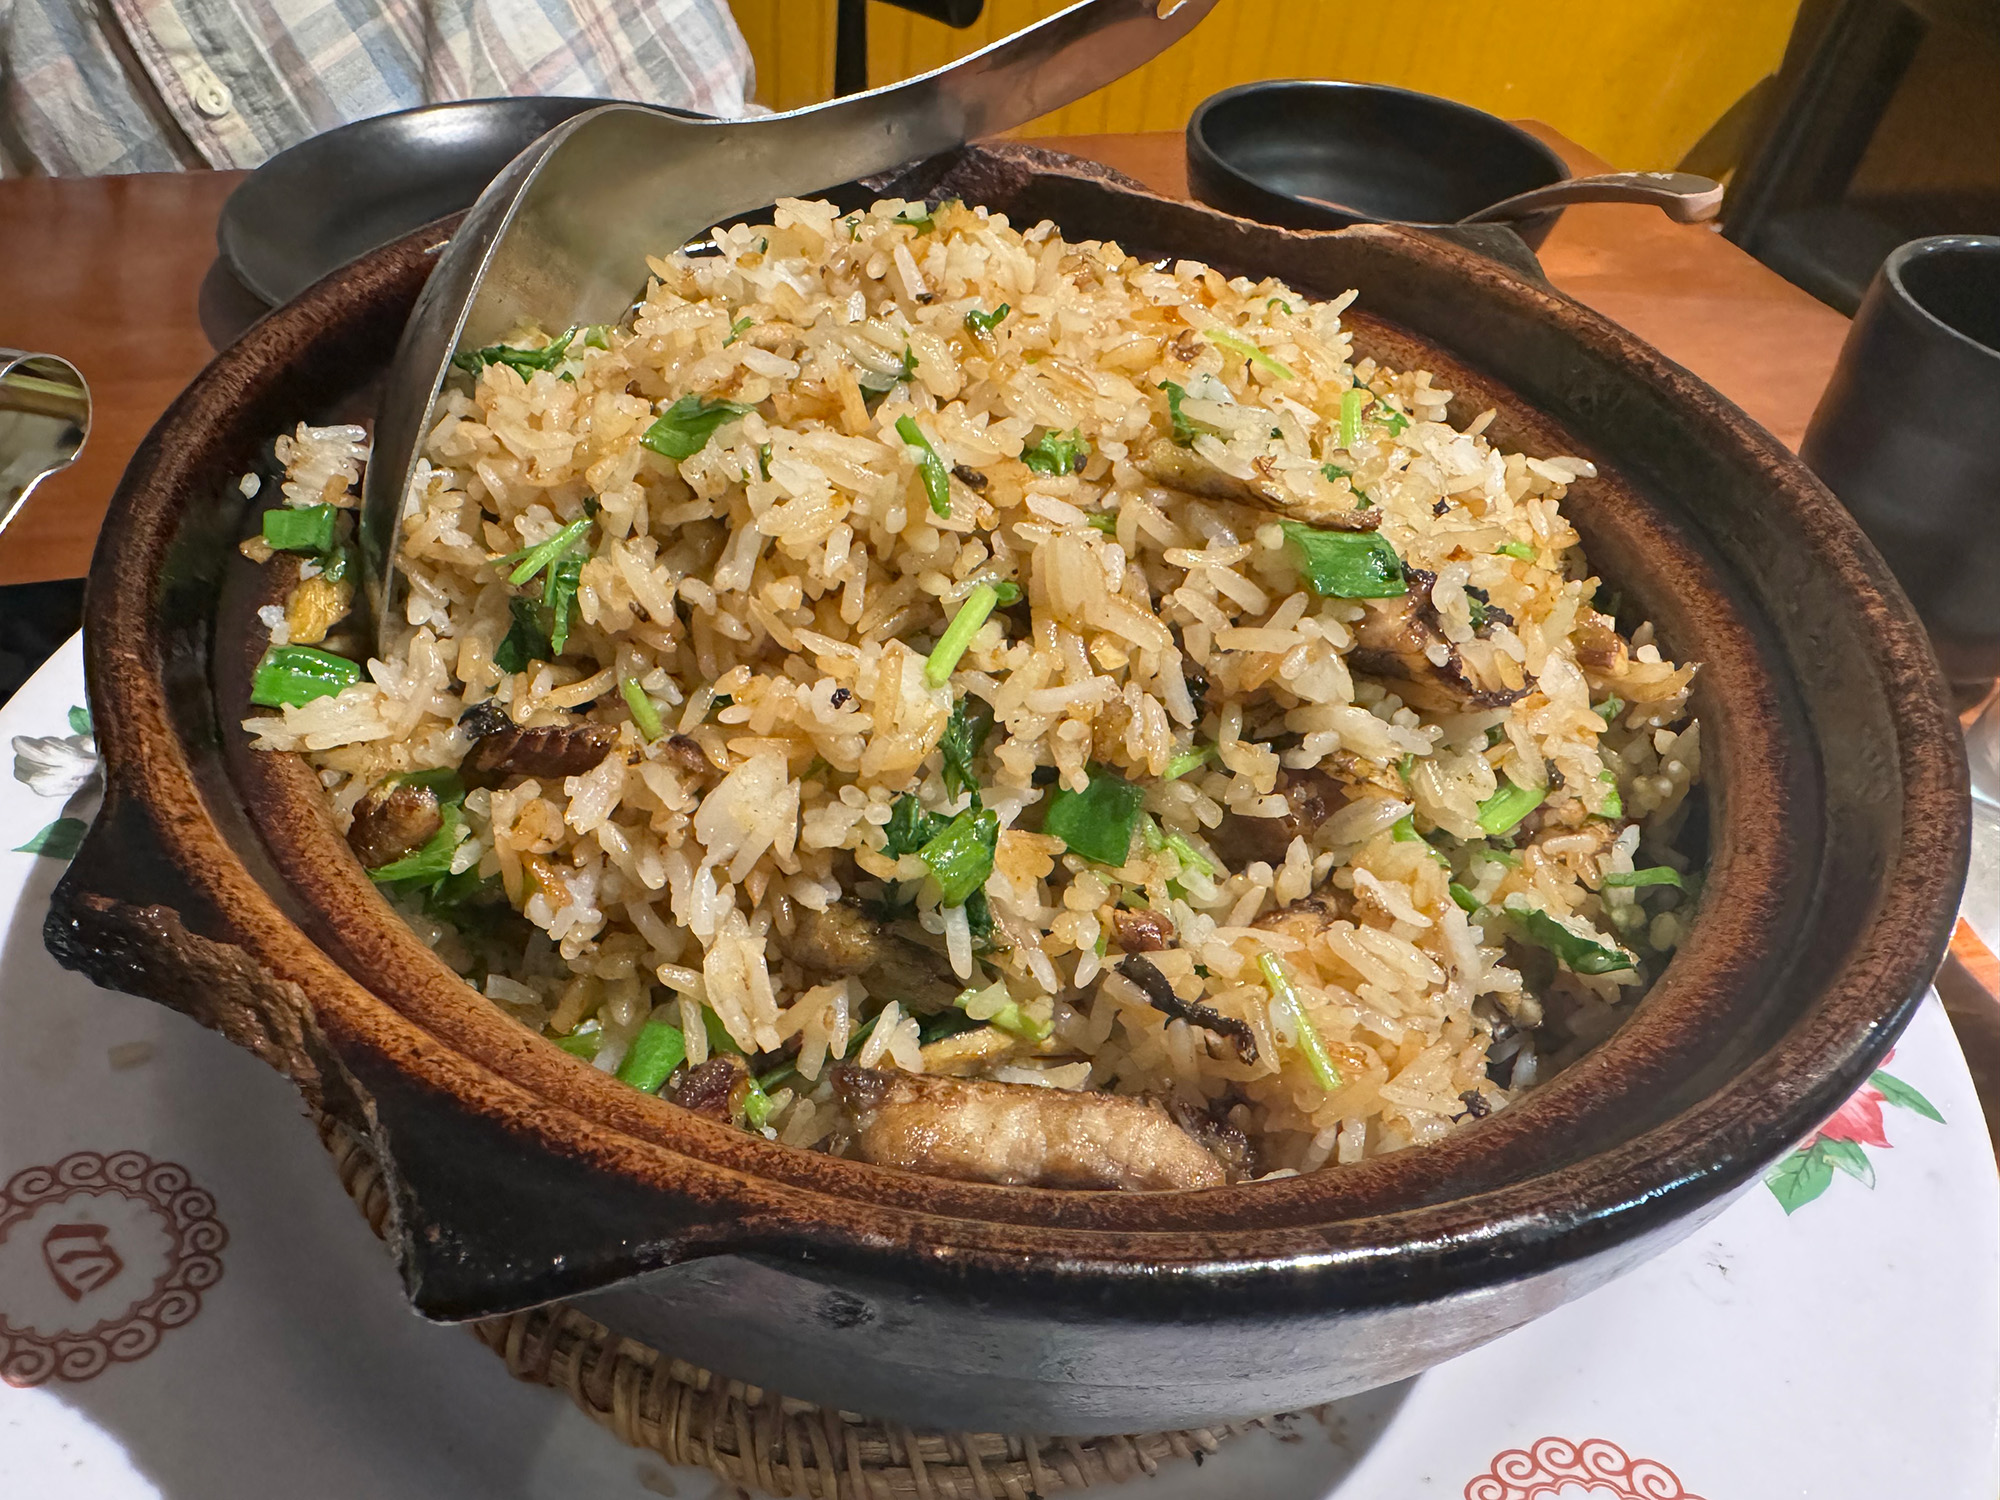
362, 0, 1220, 649
1300, 170, 1724, 229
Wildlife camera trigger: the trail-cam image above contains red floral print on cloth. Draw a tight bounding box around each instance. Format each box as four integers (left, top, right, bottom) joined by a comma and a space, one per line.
1764, 1048, 1943, 1214
1464, 1436, 1705, 1499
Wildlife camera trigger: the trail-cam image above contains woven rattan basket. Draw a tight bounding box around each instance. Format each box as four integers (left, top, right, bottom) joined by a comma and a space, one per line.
318, 1116, 1277, 1498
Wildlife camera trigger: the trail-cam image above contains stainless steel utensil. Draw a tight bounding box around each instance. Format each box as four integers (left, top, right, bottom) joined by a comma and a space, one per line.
0, 350, 89, 544
1453, 170, 1723, 225
362, 0, 1219, 648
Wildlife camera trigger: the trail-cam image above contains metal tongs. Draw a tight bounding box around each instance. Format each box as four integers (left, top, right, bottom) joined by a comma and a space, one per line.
361, 0, 1219, 649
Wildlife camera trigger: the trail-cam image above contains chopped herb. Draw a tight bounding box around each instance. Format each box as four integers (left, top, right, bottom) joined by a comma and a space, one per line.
1267, 297, 1292, 313
501, 516, 592, 587
452, 327, 577, 379
952, 977, 1048, 1042
542, 548, 583, 655
1448, 882, 1482, 912
261, 503, 337, 553
964, 303, 1011, 335
895, 415, 952, 518
883, 794, 948, 858
992, 579, 1022, 605
893, 204, 936, 233
724, 315, 754, 346
68, 705, 90, 736
1398, 752, 1415, 784
846, 215, 861, 241
368, 802, 465, 883
919, 804, 999, 905
616, 1019, 687, 1093
1496, 540, 1537, 562
918, 1008, 985, 1046
1486, 724, 1508, 748
757, 442, 773, 480
1372, 400, 1410, 436
1476, 777, 1545, 836
1597, 771, 1624, 818
1509, 905, 1636, 975
703, 1007, 745, 1056
711, 693, 733, 712
622, 679, 664, 741
640, 394, 755, 461
938, 694, 995, 799
1280, 521, 1407, 599
965, 886, 997, 950
581, 325, 612, 350
1162, 744, 1214, 781
1601, 866, 1684, 889
1159, 380, 1218, 447
1258, 952, 1340, 1091
556, 1026, 602, 1060
741, 1077, 777, 1129
1339, 387, 1364, 450
1043, 764, 1146, 866
1201, 326, 1296, 380
1392, 815, 1450, 868
1595, 695, 1625, 725
1023, 428, 1089, 475
251, 643, 361, 708
925, 583, 998, 688
494, 596, 551, 673
1468, 597, 1491, 630
755, 237, 768, 253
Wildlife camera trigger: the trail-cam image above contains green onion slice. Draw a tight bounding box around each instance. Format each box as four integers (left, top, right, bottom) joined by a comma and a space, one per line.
1023, 428, 1089, 475
1200, 326, 1296, 380
1601, 866, 1684, 889
1042, 764, 1145, 866
367, 802, 466, 884
251, 644, 361, 708
1280, 521, 1407, 599
261, 503, 338, 553
1258, 952, 1340, 1091
925, 583, 998, 687
964, 303, 1011, 335
1339, 387, 1364, 450
622, 679, 665, 741
1508, 905, 1636, 975
1476, 777, 1546, 836
640, 394, 755, 461
918, 805, 999, 906
1496, 540, 1537, 562
616, 1019, 687, 1093
1162, 744, 1214, 781
896, 415, 953, 518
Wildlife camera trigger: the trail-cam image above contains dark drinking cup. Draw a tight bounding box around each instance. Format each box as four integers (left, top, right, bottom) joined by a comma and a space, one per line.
1802, 235, 2000, 692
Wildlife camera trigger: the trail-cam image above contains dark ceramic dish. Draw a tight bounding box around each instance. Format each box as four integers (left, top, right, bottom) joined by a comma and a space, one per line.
1186, 80, 1572, 250
49, 143, 1965, 1437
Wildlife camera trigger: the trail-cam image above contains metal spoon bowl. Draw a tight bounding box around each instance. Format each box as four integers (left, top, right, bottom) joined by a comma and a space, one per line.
1298, 171, 1724, 228
362, 0, 1220, 649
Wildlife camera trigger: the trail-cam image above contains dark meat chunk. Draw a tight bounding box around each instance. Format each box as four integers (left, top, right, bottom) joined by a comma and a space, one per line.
1110, 907, 1176, 953
1139, 440, 1380, 531
347, 779, 443, 869
1209, 767, 1349, 870
774, 901, 961, 1012
1453, 1089, 1492, 1121
1573, 611, 1629, 675
831, 1066, 1225, 1190
660, 733, 716, 780
951, 463, 989, 491
1167, 1097, 1256, 1180
460, 720, 616, 789
670, 1054, 748, 1118
458, 699, 512, 738
1349, 569, 1533, 712
1116, 956, 1258, 1064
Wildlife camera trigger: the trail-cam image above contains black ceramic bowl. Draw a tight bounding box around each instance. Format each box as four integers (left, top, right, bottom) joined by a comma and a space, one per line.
1187, 79, 1572, 248
49, 143, 1965, 1438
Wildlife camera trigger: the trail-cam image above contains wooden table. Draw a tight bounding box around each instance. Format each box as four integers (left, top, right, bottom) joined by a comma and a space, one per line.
0, 125, 1855, 587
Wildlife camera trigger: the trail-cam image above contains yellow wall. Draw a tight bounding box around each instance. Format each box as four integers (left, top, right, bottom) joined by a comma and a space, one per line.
730, 0, 1804, 171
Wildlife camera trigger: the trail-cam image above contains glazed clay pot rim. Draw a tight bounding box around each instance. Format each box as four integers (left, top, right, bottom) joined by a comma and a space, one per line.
1185, 78, 1572, 233
79, 178, 1964, 1286
1883, 234, 2000, 364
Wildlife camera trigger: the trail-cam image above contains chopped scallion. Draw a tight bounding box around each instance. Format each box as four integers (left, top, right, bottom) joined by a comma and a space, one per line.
964, 303, 1011, 335
1200, 326, 1296, 380
1496, 540, 1537, 562
1339, 387, 1364, 450
501, 516, 592, 587
368, 803, 465, 883
1042, 764, 1145, 866
261, 503, 337, 553
1162, 744, 1214, 781
616, 1019, 687, 1093
918, 804, 999, 906
1280, 521, 1407, 598
640, 394, 755, 461
925, 583, 998, 687
724, 315, 754, 346
883, 794, 948, 858
251, 643, 361, 708
953, 977, 1049, 1042
1509, 905, 1635, 975
1601, 866, 1684, 889
1448, 883, 1482, 913
1258, 952, 1340, 1091
1023, 428, 1089, 475
938, 694, 994, 799
1595, 695, 1625, 725
555, 1026, 602, 1060
1476, 777, 1545, 836
452, 327, 577, 379
622, 679, 664, 741
895, 415, 952, 518
1159, 380, 1218, 446
1597, 771, 1624, 818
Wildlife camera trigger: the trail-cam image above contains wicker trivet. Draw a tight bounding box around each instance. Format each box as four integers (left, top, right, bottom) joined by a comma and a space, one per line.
317, 1116, 1275, 1498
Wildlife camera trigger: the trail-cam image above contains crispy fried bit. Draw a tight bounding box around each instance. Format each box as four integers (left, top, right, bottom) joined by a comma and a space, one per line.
1117, 955, 1258, 1063
1110, 907, 1175, 953
1210, 767, 1350, 870
346, 779, 442, 869
460, 721, 616, 789
670, 1054, 748, 1118
1252, 890, 1352, 948
1350, 569, 1533, 712
1574, 612, 1629, 675
660, 733, 716, 780
1167, 1097, 1256, 1180
831, 1065, 1225, 1191
774, 901, 960, 1012
1138, 439, 1381, 531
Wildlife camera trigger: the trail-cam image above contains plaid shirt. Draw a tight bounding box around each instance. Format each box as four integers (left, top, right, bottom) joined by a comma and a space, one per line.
0, 0, 755, 176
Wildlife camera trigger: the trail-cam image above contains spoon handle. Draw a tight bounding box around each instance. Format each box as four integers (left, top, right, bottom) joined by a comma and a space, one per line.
1458, 171, 1725, 226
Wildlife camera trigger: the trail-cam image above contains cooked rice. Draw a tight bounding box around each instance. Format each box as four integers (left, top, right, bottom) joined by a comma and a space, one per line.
244, 197, 1701, 1179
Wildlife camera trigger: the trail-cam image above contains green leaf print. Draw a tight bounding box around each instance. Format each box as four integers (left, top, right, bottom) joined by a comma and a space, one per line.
1766, 1141, 1836, 1214
1871, 1069, 1944, 1124
16, 817, 86, 860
